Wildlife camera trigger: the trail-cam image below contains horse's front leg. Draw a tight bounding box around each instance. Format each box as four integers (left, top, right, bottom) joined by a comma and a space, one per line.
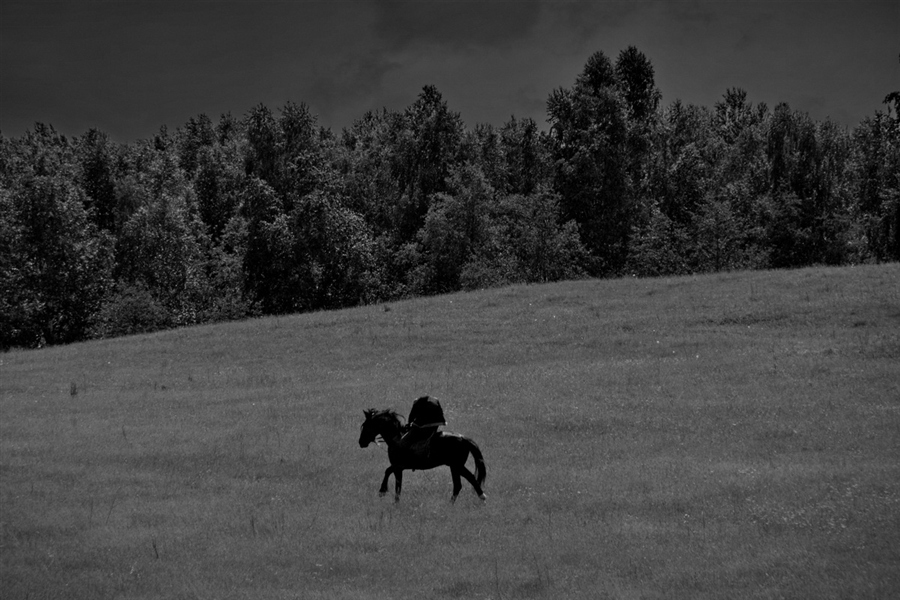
393, 469, 403, 503
379, 466, 393, 497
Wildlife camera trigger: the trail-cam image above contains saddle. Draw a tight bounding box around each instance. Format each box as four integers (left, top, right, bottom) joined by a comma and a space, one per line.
400, 427, 439, 459
399, 396, 446, 459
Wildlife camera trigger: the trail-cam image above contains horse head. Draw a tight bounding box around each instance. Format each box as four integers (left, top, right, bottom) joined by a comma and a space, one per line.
359, 409, 377, 448
358, 409, 402, 448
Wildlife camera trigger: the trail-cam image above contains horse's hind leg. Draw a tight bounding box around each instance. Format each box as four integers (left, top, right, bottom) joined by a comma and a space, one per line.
450, 467, 463, 502
458, 466, 486, 501
379, 466, 392, 497
393, 469, 403, 502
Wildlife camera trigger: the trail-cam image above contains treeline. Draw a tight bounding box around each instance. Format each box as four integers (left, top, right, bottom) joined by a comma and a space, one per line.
2, 47, 898, 349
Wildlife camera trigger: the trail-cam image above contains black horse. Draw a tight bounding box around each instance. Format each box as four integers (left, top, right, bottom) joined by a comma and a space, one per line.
358, 409, 487, 503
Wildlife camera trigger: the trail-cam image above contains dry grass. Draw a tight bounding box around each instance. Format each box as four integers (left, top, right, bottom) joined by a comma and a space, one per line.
2, 264, 899, 599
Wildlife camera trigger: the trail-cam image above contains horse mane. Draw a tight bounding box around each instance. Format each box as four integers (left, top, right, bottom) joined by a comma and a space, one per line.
367, 408, 404, 425
383, 409, 404, 424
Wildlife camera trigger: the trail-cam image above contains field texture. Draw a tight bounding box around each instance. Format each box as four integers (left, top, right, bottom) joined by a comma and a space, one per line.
2, 265, 899, 599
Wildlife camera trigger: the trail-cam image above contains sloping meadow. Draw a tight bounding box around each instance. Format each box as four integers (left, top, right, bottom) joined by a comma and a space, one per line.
2, 265, 898, 599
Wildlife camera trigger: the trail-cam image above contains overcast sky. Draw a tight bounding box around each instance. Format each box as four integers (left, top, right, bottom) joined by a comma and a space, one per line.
2, 1, 897, 142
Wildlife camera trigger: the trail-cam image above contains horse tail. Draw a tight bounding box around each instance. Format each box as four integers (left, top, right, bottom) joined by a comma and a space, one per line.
467, 438, 487, 488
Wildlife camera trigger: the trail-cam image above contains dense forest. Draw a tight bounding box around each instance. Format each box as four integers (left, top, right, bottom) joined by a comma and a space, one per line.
2, 47, 899, 349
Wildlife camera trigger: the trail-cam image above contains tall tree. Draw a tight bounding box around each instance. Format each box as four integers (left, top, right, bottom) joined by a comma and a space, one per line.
288, 191, 380, 310
277, 101, 324, 208
615, 46, 662, 125
413, 163, 494, 294
653, 100, 714, 225
498, 116, 552, 196
852, 102, 900, 261
240, 176, 297, 314
114, 190, 201, 316
194, 143, 243, 241
0, 127, 114, 346
337, 108, 406, 235
396, 85, 465, 243
177, 113, 216, 177
548, 50, 631, 275
77, 128, 119, 232
244, 104, 281, 194
461, 187, 586, 288
766, 105, 855, 267
614, 46, 663, 235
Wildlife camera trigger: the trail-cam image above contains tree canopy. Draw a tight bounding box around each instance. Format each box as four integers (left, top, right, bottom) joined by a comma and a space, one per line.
2, 49, 898, 348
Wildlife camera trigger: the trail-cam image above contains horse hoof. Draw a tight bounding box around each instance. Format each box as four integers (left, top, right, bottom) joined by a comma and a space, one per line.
478, 494, 487, 502
379, 491, 387, 497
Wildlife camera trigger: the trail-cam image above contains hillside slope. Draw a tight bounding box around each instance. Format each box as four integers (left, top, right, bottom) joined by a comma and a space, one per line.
2, 265, 899, 599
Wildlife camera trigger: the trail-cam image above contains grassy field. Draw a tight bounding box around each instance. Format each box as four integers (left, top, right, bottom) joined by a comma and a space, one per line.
2, 264, 899, 599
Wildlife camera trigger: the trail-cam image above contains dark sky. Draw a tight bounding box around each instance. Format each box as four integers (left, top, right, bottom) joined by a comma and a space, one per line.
2, 0, 898, 142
